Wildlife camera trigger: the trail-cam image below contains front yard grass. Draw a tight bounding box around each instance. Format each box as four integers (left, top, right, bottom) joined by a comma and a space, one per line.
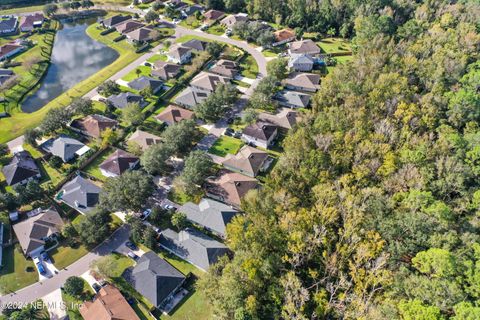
208, 135, 244, 157
147, 54, 168, 63
239, 55, 259, 79
0, 244, 38, 294
49, 241, 89, 270
206, 24, 225, 36
179, 16, 203, 29
175, 35, 212, 44
122, 65, 152, 81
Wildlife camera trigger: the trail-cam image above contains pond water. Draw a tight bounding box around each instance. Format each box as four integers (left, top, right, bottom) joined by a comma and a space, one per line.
21, 18, 119, 113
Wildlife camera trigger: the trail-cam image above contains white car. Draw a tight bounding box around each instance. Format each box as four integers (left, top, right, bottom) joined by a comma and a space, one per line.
141, 209, 152, 220
173, 18, 181, 24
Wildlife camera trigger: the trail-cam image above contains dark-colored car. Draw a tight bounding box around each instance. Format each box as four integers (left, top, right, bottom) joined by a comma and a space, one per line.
127, 252, 139, 261
125, 241, 138, 251
227, 117, 234, 124
40, 251, 49, 261
92, 283, 101, 293
37, 262, 46, 275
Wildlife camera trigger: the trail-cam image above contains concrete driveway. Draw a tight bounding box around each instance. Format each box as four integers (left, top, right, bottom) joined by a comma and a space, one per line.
42, 289, 67, 320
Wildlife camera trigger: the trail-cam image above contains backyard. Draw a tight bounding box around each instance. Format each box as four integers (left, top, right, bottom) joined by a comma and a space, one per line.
317, 37, 352, 54
239, 55, 259, 79
209, 135, 244, 157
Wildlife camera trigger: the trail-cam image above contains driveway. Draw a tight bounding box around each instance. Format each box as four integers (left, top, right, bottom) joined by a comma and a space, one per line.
42, 289, 67, 320
0, 225, 131, 310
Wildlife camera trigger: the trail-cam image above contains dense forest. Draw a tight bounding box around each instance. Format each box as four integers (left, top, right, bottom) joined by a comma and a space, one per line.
198, 0, 480, 319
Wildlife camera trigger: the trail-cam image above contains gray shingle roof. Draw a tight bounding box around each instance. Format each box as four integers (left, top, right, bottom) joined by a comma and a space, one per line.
0, 17, 17, 32
127, 76, 163, 93
101, 15, 131, 28
107, 92, 146, 109
60, 175, 101, 213
274, 90, 311, 108
99, 149, 139, 176
179, 198, 238, 237
174, 87, 210, 109
12, 208, 64, 256
159, 228, 229, 271
181, 39, 208, 51
2, 151, 40, 186
130, 251, 185, 308
42, 135, 88, 162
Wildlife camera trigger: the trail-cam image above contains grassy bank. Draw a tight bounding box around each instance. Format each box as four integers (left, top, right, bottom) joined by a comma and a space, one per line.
0, 22, 142, 144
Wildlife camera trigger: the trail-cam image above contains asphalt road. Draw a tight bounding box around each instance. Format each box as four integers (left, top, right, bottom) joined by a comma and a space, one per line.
0, 225, 130, 310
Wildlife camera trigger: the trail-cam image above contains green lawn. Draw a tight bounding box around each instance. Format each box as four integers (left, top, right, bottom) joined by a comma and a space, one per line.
209, 136, 244, 157
179, 15, 203, 29
122, 65, 152, 81
206, 24, 226, 36
0, 244, 38, 294
336, 55, 354, 64
0, 22, 143, 144
239, 55, 259, 79
147, 54, 168, 63
83, 148, 112, 181
262, 49, 279, 57
49, 242, 89, 270
317, 37, 352, 54
22, 144, 64, 188
176, 35, 212, 44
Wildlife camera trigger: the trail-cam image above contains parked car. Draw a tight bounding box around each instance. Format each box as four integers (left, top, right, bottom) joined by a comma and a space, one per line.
173, 18, 181, 24
99, 280, 108, 287
226, 29, 232, 36
125, 241, 138, 251
200, 24, 208, 31
234, 131, 242, 138
34, 257, 46, 275
141, 209, 152, 220
227, 117, 234, 124
92, 283, 101, 293
163, 204, 175, 210
127, 252, 139, 261
40, 251, 49, 262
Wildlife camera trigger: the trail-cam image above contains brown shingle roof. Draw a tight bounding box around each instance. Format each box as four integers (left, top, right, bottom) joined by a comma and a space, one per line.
155, 105, 194, 125
206, 170, 258, 207
222, 146, 268, 177
151, 61, 181, 80
127, 129, 162, 151
99, 149, 139, 176
80, 284, 140, 320
70, 114, 118, 138
204, 9, 225, 21
190, 72, 229, 92
283, 72, 320, 91
209, 59, 238, 78
274, 28, 295, 42
242, 122, 277, 141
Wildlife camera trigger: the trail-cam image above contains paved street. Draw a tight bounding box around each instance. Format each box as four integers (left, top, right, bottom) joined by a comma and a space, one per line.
0, 225, 130, 309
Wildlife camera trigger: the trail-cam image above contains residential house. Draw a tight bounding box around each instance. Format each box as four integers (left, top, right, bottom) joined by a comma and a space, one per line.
12, 208, 64, 257
258, 107, 299, 132
288, 39, 321, 55
155, 105, 194, 126
221, 145, 270, 177
242, 121, 278, 149
69, 114, 118, 139
283, 72, 320, 92
107, 92, 147, 110
129, 251, 186, 310
59, 175, 101, 214
0, 43, 24, 61
115, 20, 145, 35
206, 170, 259, 208
174, 87, 209, 109
288, 54, 314, 72
179, 198, 239, 238
99, 149, 139, 178
0, 16, 17, 35
151, 61, 181, 81
190, 72, 229, 93
181, 4, 204, 17
101, 15, 132, 29
220, 14, 248, 29
204, 9, 225, 23
0, 68, 14, 85
274, 90, 311, 109
159, 228, 229, 271
209, 59, 238, 79
41, 135, 90, 162
2, 151, 41, 187
127, 76, 163, 94
127, 129, 162, 151
126, 26, 155, 43
181, 39, 208, 52
80, 284, 140, 320
167, 45, 192, 64
19, 13, 44, 32
273, 28, 296, 46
